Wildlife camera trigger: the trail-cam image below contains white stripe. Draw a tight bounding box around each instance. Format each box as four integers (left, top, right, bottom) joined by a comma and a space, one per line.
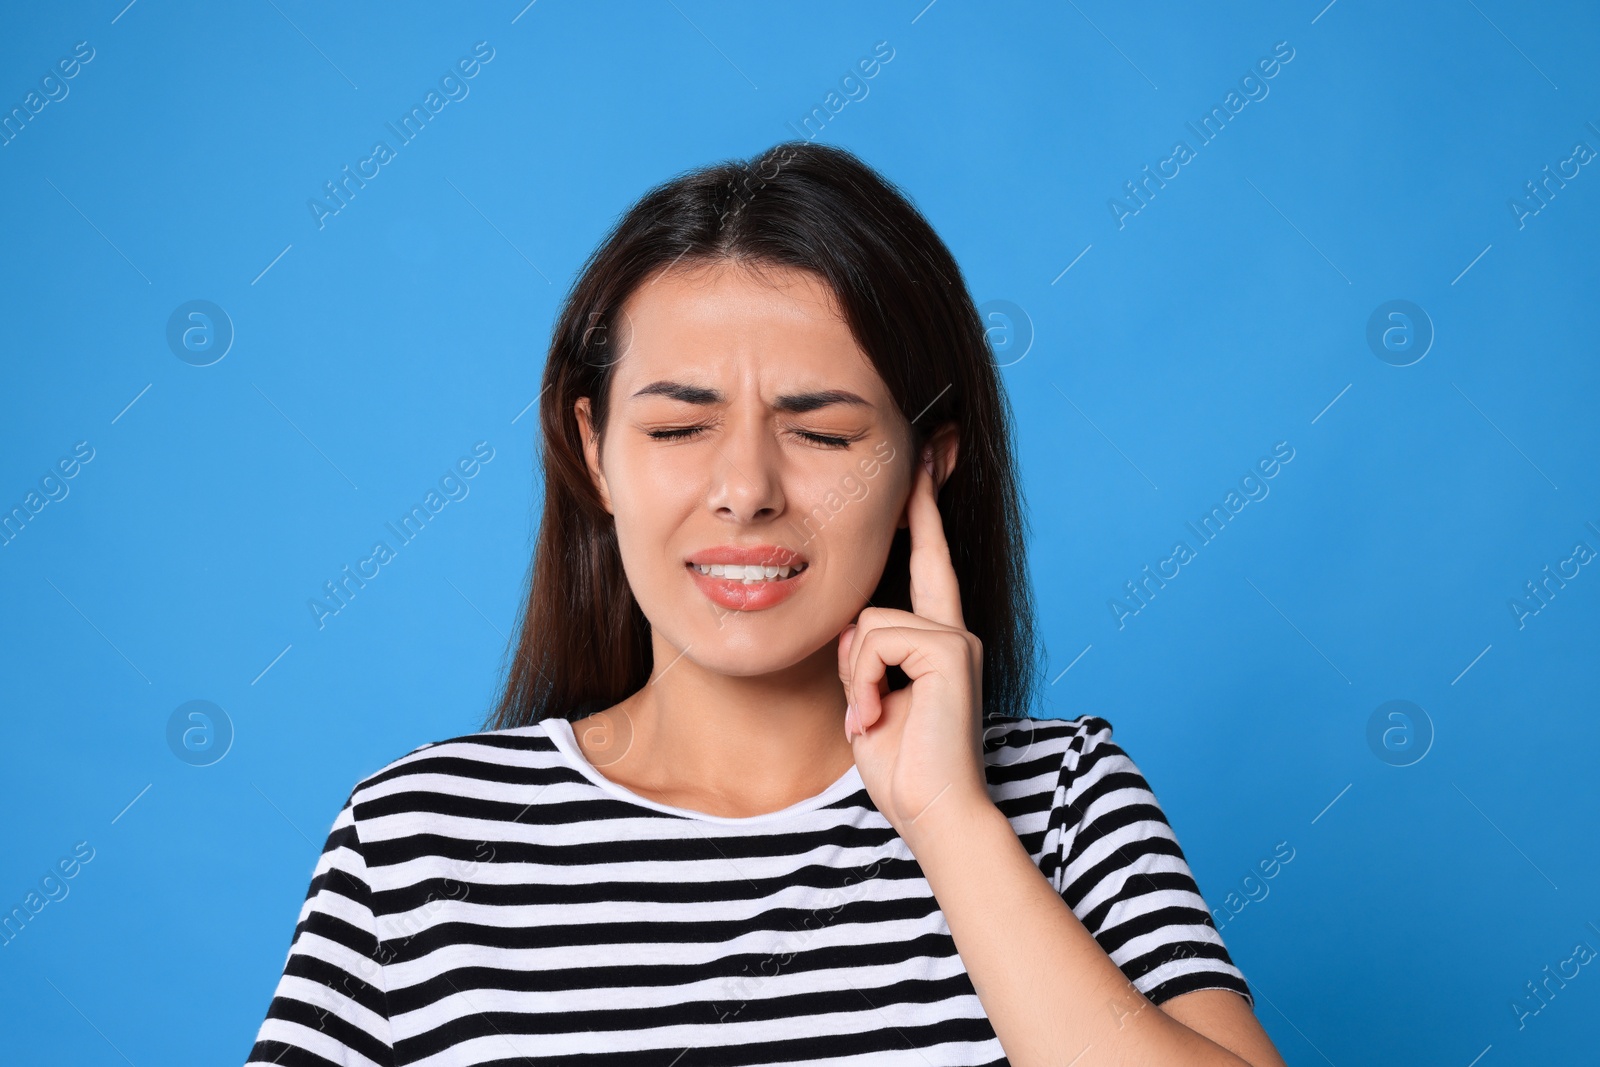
247, 1017, 388, 1067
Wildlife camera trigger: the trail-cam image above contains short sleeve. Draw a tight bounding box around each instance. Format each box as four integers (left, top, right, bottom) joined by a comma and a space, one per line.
1048, 717, 1253, 1007
246, 789, 396, 1067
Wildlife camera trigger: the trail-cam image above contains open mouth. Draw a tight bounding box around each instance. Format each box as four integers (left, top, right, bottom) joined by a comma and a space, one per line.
686, 561, 810, 585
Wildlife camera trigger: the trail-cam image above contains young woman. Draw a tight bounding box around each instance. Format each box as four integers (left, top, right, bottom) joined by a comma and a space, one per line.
247, 142, 1287, 1066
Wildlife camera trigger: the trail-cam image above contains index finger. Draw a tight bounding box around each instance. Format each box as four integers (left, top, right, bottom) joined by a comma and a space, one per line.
907, 445, 965, 631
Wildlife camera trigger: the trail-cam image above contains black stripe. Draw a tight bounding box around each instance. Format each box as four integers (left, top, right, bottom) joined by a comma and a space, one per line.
396, 966, 988, 1061
399, 999, 1001, 1066
255, 988, 392, 1065
383, 891, 954, 983
245, 1039, 359, 1067
1144, 971, 1253, 1008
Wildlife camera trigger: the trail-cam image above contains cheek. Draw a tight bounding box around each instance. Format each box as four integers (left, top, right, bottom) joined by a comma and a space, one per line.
607, 455, 688, 566
864, 474, 910, 543
800, 466, 906, 562
610, 439, 687, 505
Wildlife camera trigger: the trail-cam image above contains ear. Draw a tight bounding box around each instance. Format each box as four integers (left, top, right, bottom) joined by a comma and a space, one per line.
896, 422, 959, 530
574, 397, 614, 514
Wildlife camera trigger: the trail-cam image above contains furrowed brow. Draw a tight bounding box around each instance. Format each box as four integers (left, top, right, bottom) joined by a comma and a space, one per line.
630, 380, 721, 405
629, 381, 874, 413
773, 388, 874, 414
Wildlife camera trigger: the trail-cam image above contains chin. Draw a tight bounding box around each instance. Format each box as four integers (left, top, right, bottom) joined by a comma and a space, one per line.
656, 614, 827, 674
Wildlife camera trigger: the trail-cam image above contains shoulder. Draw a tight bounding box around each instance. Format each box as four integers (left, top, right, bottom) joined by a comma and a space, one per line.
979, 711, 1119, 777
342, 718, 568, 813
977, 713, 1123, 840
980, 712, 1175, 845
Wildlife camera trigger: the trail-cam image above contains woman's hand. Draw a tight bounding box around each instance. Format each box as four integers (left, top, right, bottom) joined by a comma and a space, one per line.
836, 443, 992, 846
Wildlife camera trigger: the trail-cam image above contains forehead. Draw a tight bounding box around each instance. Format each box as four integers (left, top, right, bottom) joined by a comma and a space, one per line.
612, 260, 886, 396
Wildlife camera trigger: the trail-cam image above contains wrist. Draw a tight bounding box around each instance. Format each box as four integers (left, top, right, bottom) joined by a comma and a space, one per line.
895, 787, 1007, 861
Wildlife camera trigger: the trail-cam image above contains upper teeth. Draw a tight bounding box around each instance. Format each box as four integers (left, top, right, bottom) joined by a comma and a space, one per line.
694, 562, 807, 582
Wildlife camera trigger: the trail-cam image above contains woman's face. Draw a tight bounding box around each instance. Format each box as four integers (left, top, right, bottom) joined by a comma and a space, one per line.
576, 259, 918, 676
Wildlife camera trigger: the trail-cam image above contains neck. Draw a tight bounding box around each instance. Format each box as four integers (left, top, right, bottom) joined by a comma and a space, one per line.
586, 627, 855, 813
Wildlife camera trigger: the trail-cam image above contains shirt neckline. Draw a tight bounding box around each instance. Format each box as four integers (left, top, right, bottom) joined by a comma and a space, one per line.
539, 716, 864, 826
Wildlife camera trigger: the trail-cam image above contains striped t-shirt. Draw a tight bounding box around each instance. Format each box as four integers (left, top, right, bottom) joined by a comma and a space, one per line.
246, 713, 1251, 1066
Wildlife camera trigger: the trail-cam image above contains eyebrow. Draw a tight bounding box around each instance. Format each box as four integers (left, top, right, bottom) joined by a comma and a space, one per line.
628, 380, 874, 414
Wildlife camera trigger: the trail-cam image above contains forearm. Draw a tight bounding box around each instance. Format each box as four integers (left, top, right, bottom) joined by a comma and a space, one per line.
903, 797, 1254, 1067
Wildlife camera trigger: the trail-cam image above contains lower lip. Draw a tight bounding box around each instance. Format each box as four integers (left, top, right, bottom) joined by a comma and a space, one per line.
686, 562, 809, 611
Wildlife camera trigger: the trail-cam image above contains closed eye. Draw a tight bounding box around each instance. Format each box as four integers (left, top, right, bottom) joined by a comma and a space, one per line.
796, 431, 854, 448
646, 426, 855, 448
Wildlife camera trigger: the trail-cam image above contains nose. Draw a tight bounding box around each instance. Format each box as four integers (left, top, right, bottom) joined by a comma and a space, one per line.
705, 411, 785, 523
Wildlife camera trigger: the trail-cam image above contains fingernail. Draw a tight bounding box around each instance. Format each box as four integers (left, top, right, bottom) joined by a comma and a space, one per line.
844, 703, 858, 741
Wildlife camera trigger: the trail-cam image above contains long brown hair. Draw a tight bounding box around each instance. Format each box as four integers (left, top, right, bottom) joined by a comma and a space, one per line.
484, 140, 1039, 730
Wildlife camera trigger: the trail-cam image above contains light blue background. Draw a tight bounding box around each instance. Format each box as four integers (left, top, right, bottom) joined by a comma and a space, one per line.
2, 2, 1596, 1064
